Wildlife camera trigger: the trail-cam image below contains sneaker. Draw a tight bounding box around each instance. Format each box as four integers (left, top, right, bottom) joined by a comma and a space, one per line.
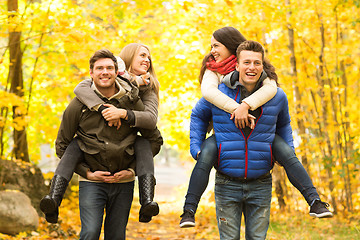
309, 200, 333, 218
179, 209, 195, 228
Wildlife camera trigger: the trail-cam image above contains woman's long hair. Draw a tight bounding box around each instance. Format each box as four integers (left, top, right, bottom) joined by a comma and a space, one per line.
120, 43, 160, 98
199, 26, 278, 84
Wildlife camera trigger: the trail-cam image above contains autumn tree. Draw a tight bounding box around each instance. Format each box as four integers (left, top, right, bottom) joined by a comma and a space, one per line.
0, 0, 359, 216
6, 0, 29, 161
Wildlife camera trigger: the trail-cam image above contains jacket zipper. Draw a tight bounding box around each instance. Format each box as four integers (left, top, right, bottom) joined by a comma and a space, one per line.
244, 138, 248, 179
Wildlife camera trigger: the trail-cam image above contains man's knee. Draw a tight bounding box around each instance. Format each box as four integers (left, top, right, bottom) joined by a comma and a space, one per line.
80, 227, 101, 240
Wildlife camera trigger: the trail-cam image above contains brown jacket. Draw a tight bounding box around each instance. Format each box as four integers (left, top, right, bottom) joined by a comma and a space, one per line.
74, 78, 159, 129
56, 79, 162, 175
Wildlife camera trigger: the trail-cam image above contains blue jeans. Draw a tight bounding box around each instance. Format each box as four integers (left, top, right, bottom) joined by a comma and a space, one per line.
272, 135, 320, 205
79, 181, 134, 240
184, 135, 217, 213
215, 173, 272, 240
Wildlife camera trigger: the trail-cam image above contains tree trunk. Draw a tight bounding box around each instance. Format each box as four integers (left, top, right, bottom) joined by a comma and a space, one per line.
316, 10, 337, 213
7, 0, 29, 162
285, 0, 309, 169
273, 165, 287, 209
336, 7, 353, 210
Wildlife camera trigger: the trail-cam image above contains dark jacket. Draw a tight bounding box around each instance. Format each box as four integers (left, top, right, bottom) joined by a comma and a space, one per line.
190, 81, 294, 179
56, 79, 162, 175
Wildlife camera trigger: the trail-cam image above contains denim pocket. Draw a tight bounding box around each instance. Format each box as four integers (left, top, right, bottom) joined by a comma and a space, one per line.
257, 174, 272, 184
215, 172, 230, 185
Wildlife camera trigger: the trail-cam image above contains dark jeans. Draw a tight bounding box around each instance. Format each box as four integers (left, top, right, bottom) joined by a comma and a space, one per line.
54, 136, 154, 181
55, 138, 84, 181
79, 181, 134, 240
134, 136, 154, 177
183, 134, 320, 213
184, 135, 217, 213
272, 135, 319, 205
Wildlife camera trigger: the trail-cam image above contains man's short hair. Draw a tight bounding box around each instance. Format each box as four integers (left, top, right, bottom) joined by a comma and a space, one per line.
236, 40, 265, 62
89, 49, 118, 73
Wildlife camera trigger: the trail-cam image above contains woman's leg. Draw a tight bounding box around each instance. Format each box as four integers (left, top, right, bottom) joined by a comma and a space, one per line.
40, 138, 84, 223
180, 135, 217, 227
272, 135, 332, 218
134, 136, 159, 223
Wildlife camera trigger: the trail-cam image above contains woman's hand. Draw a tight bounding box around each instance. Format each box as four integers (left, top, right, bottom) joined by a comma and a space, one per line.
107, 119, 122, 130
102, 104, 127, 129
230, 102, 256, 129
230, 102, 250, 128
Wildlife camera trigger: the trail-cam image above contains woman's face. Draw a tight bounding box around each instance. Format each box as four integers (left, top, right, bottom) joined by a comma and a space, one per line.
210, 36, 232, 63
130, 46, 151, 75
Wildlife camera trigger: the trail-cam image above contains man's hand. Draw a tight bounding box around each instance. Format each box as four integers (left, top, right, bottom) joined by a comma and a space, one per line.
86, 170, 134, 183
105, 170, 135, 183
86, 170, 114, 182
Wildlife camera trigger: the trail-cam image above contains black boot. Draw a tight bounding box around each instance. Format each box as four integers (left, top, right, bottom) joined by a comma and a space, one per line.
138, 174, 159, 223
40, 175, 69, 223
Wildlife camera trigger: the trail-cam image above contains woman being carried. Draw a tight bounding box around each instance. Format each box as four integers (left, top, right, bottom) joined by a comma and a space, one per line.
40, 43, 162, 224
179, 26, 332, 228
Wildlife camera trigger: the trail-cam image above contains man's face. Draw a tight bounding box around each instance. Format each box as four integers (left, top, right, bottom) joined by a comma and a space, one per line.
236, 50, 263, 91
90, 58, 117, 89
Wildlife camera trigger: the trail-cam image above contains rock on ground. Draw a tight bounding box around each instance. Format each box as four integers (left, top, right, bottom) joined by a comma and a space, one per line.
0, 191, 39, 236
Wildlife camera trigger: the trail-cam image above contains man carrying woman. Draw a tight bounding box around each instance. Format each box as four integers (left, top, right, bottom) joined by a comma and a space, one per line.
180, 26, 332, 229
41, 44, 162, 239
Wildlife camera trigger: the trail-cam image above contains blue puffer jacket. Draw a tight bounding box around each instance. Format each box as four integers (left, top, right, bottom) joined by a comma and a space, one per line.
190, 83, 294, 179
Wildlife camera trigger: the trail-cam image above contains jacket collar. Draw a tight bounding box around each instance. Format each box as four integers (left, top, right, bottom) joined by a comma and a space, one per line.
91, 77, 126, 100
227, 70, 268, 93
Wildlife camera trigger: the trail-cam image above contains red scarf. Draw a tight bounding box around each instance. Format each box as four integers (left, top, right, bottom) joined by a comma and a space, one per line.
206, 55, 237, 75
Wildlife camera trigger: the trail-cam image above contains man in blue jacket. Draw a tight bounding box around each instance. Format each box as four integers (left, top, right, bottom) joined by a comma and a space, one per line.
190, 40, 294, 239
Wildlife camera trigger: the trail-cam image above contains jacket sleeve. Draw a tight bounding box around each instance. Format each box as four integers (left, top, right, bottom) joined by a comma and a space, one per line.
242, 78, 277, 111
55, 98, 82, 158
74, 162, 90, 178
132, 86, 158, 129
275, 90, 295, 151
190, 98, 212, 160
74, 78, 105, 110
201, 69, 239, 114
222, 70, 277, 111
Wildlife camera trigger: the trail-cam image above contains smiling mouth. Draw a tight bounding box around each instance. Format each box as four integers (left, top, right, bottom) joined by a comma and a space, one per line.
246, 73, 257, 76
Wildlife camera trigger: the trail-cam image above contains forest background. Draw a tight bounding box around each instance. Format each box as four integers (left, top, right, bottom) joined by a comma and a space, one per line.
1, 0, 360, 239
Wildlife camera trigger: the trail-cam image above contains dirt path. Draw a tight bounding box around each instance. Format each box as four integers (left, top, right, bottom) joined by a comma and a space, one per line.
125, 162, 218, 240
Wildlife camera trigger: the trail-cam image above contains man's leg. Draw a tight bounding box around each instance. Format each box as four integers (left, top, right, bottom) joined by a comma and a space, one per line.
215, 173, 243, 240
104, 181, 134, 240
79, 181, 107, 240
243, 175, 272, 240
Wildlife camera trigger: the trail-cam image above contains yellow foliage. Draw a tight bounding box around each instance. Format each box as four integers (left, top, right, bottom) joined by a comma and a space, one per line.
0, 0, 359, 218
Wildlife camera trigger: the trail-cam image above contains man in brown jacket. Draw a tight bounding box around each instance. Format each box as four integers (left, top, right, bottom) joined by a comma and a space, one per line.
55, 49, 156, 240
